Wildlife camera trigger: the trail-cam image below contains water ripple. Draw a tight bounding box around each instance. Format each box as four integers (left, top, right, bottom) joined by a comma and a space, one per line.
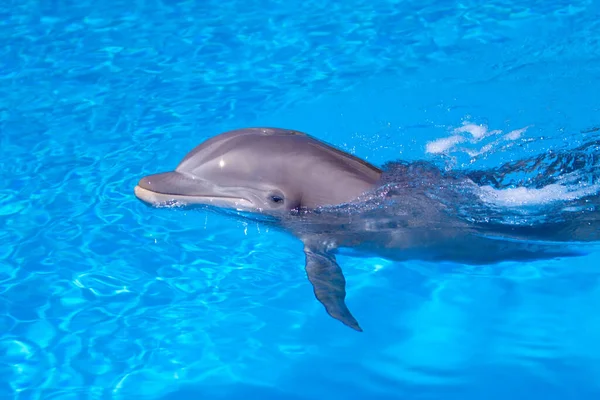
1, 0, 600, 399
0, 337, 52, 393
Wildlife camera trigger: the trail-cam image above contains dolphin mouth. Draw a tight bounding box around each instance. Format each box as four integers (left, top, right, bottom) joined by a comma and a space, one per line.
133, 171, 253, 208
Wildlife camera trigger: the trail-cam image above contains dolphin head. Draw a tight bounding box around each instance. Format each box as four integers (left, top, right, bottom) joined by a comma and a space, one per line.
134, 127, 382, 214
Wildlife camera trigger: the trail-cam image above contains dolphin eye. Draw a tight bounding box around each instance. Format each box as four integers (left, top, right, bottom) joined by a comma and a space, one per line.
269, 194, 285, 204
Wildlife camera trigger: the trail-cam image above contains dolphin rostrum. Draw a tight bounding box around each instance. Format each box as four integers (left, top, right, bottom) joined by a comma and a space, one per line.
134, 127, 600, 331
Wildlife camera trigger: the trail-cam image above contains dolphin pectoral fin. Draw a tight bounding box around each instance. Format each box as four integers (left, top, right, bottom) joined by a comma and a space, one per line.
303, 246, 362, 332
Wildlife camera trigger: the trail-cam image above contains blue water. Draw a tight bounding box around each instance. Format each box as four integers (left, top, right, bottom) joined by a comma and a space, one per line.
2, 0, 600, 399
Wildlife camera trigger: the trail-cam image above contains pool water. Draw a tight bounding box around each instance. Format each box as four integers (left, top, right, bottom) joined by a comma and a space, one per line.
2, 0, 600, 399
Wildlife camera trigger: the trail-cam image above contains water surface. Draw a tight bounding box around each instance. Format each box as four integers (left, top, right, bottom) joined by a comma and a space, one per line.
1, 0, 600, 399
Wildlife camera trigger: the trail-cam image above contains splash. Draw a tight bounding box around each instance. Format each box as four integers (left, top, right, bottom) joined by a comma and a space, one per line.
422, 121, 600, 212
425, 121, 529, 157
358, 130, 600, 244
477, 183, 600, 208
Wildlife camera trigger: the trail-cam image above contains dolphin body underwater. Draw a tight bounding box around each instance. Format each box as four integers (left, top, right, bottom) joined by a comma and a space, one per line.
134, 127, 600, 331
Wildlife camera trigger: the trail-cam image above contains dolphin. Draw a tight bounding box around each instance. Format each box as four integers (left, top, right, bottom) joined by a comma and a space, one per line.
134, 127, 600, 331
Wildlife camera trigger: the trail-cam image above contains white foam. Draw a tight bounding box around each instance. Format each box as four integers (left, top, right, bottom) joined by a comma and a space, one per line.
453, 123, 499, 139
478, 183, 600, 208
425, 121, 529, 156
425, 135, 465, 154
503, 127, 527, 141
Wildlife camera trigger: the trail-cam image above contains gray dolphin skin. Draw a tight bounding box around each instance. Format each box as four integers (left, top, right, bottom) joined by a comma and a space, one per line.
134, 127, 381, 213
134, 127, 600, 331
